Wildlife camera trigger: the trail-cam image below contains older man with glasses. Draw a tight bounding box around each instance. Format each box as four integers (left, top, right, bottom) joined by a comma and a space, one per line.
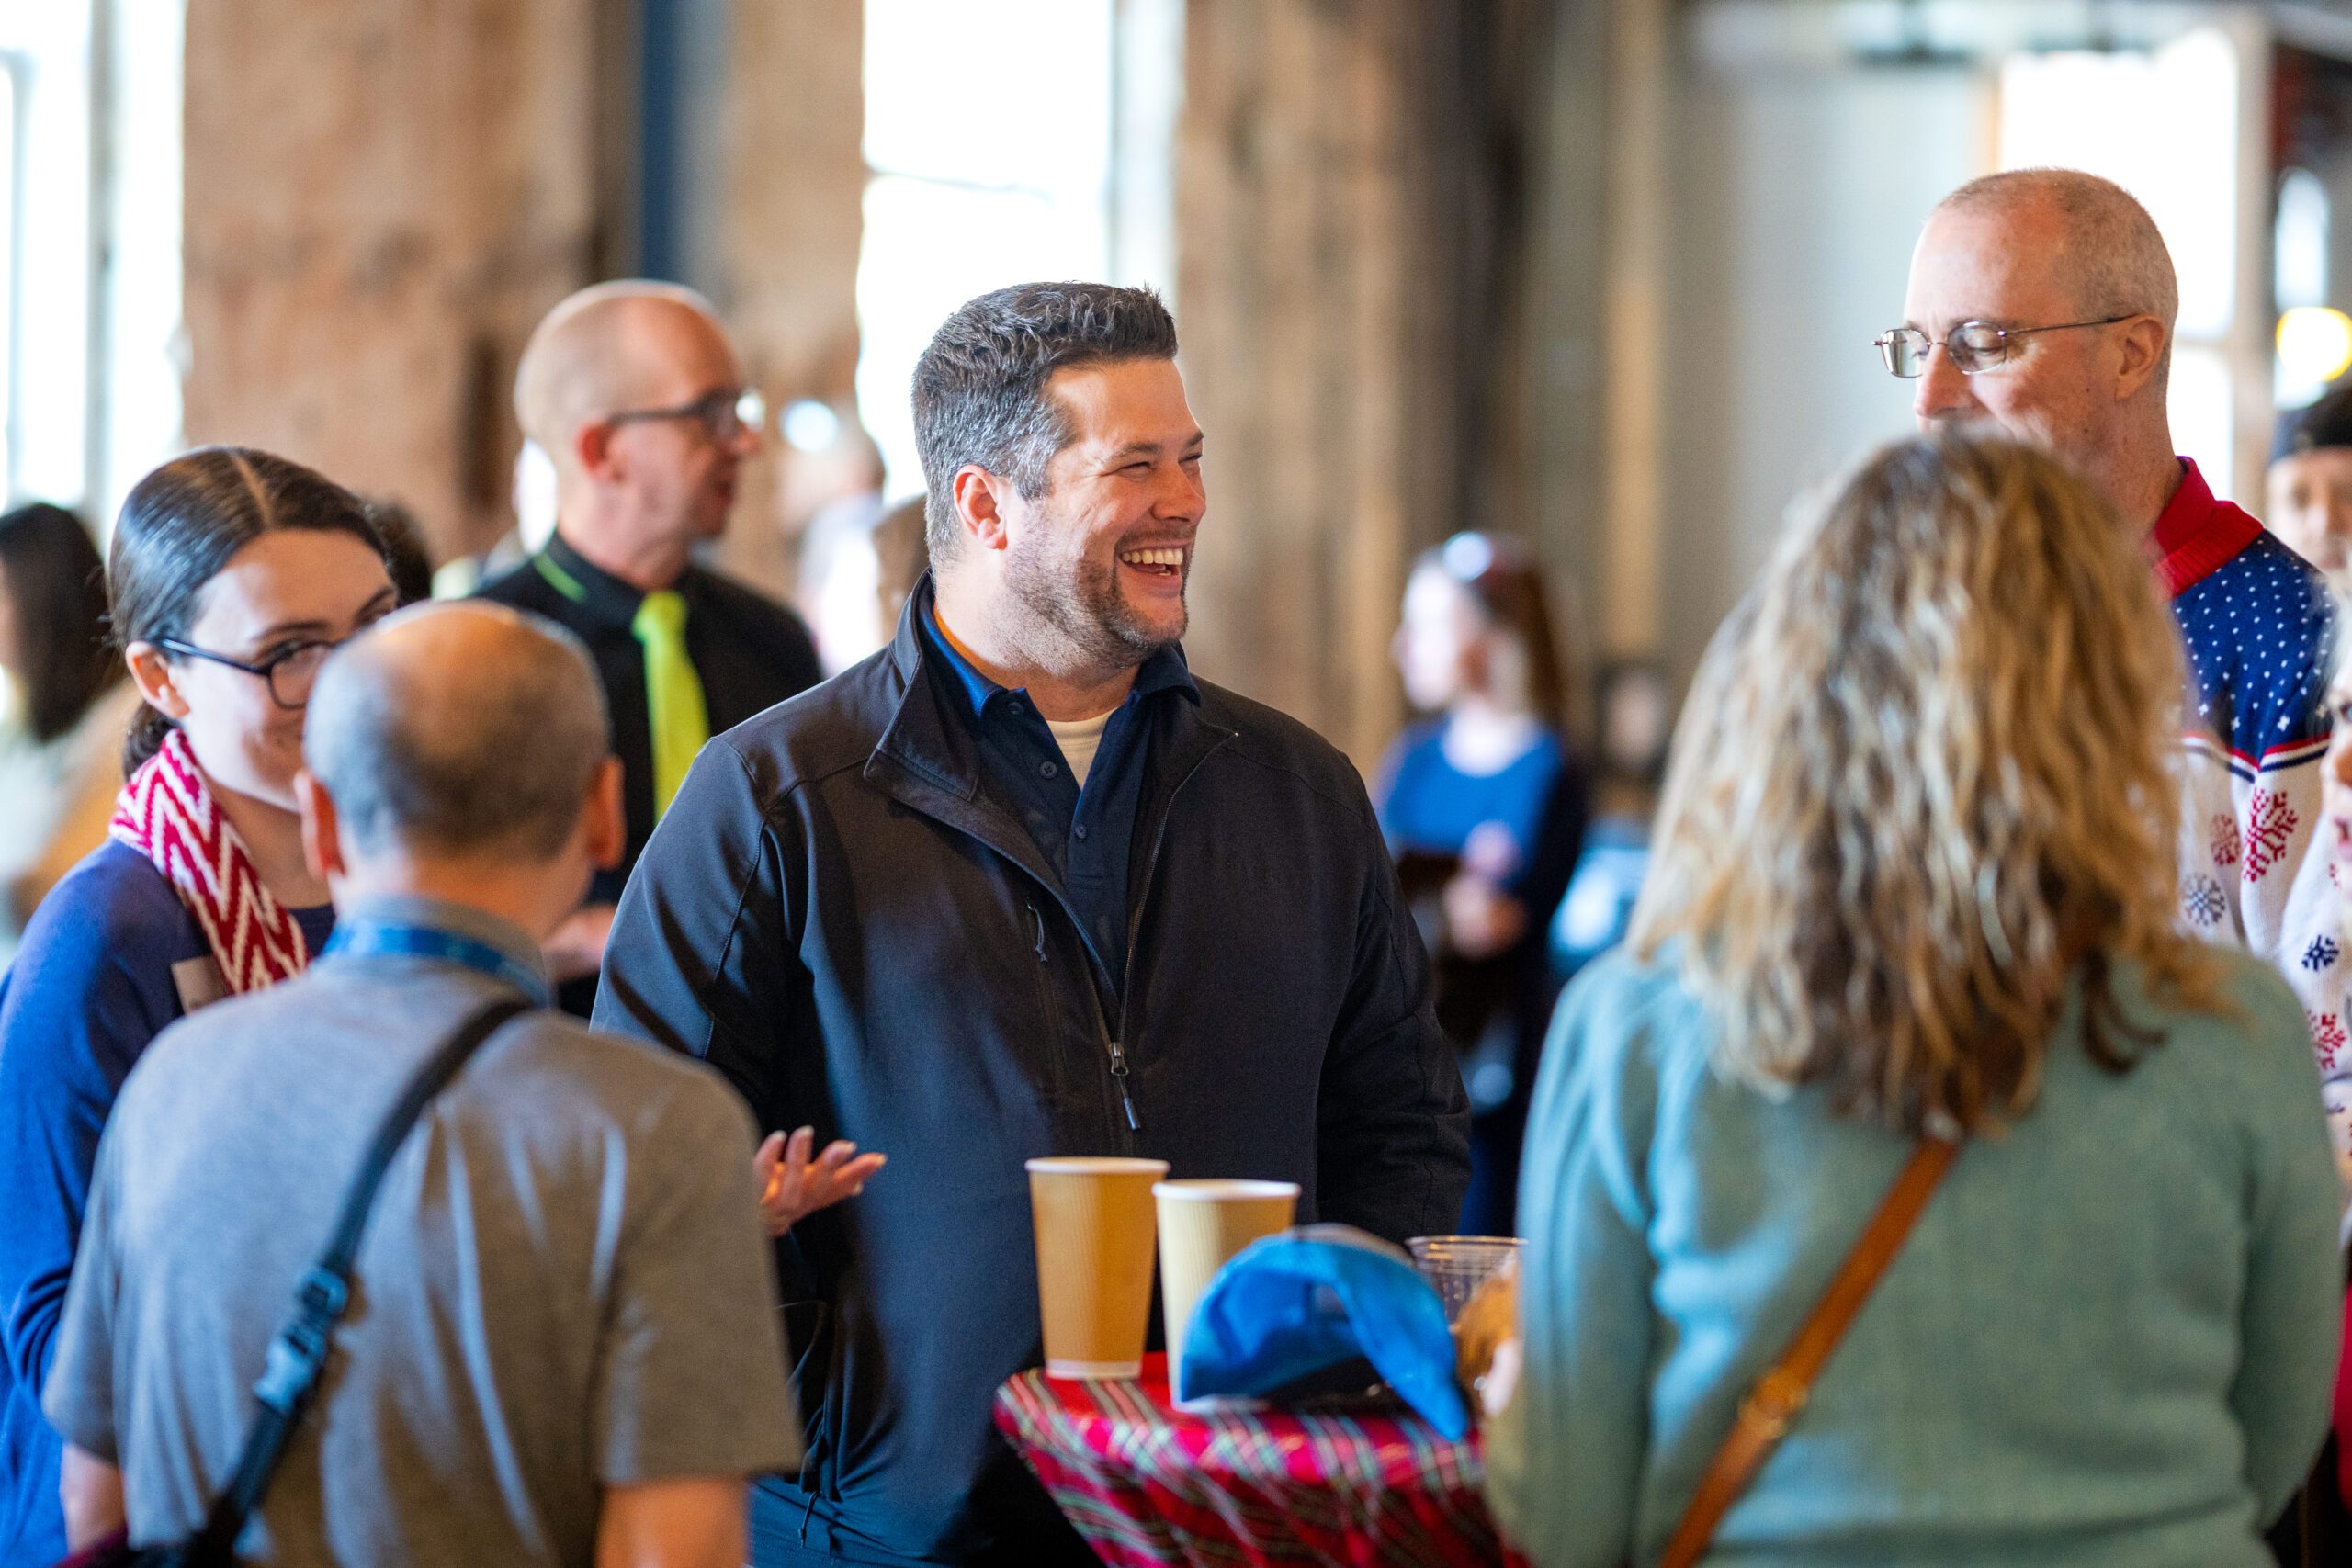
1883, 168, 2349, 1182
476, 282, 823, 1014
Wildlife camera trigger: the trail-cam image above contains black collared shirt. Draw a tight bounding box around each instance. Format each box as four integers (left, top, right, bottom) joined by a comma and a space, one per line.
915, 605, 1197, 995
475, 529, 822, 914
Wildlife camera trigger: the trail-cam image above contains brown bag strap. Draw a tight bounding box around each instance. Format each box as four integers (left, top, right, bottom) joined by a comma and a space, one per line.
1655, 1135, 1960, 1568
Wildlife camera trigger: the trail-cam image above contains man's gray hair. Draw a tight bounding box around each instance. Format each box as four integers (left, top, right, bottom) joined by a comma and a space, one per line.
1935, 168, 2179, 384
910, 281, 1179, 559
305, 603, 611, 860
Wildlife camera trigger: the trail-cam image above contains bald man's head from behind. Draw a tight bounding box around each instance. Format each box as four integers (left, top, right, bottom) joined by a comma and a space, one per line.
514, 282, 762, 591
298, 603, 625, 937
1902, 168, 2181, 525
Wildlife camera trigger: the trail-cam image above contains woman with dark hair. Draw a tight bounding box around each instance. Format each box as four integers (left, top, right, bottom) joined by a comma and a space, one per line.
0, 504, 137, 963
1376, 531, 1589, 1237
0, 448, 391, 1562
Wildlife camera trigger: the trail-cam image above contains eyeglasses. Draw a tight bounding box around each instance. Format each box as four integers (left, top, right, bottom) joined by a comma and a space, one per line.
157, 636, 348, 710
605, 387, 767, 445
1874, 316, 2136, 378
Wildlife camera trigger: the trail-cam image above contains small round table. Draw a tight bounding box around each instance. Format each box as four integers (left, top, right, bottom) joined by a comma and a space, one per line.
995, 1353, 1517, 1568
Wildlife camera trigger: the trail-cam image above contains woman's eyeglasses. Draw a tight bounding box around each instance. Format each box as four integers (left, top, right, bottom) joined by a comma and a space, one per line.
157, 637, 345, 710
1874, 316, 2134, 378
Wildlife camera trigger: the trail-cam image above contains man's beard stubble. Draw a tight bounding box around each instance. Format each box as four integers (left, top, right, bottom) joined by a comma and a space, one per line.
1003, 529, 1187, 674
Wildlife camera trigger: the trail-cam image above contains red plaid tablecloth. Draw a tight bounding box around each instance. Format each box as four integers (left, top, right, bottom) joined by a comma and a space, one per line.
994, 1353, 1514, 1568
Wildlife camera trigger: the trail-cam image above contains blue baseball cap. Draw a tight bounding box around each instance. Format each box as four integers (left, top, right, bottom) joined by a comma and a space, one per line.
1176, 1224, 1469, 1438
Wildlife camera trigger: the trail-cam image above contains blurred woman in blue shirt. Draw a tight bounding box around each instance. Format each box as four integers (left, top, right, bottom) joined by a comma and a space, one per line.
1486, 436, 2341, 1566
1376, 532, 1587, 1236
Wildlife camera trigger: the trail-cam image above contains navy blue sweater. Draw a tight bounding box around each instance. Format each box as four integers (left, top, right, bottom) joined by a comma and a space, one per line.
0, 841, 331, 1562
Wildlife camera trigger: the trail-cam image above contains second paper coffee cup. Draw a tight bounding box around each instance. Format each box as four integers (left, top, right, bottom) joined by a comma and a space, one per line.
1154, 1179, 1300, 1397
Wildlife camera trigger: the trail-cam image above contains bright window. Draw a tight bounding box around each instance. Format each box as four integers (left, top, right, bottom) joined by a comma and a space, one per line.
1998, 27, 2242, 496
2275, 168, 2335, 410
854, 0, 1179, 500
0, 62, 17, 497
0, 0, 183, 524
98, 0, 184, 515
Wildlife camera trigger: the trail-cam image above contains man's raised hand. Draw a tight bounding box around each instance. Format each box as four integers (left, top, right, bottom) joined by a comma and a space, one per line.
753, 1125, 888, 1236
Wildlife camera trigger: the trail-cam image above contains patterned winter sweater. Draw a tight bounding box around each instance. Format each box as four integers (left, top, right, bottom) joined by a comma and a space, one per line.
2159, 459, 2346, 1184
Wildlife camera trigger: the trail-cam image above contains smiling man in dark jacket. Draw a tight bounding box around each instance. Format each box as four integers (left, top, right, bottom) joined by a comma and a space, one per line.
594, 281, 1471, 1568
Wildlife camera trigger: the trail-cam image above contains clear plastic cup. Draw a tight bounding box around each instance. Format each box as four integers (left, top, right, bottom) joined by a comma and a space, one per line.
1407, 1235, 1524, 1325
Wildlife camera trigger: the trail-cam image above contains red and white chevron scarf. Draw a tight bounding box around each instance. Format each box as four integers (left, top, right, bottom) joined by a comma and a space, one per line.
107, 727, 311, 995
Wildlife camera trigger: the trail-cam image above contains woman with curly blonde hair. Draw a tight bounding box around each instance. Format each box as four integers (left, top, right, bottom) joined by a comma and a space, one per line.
1486, 435, 2342, 1568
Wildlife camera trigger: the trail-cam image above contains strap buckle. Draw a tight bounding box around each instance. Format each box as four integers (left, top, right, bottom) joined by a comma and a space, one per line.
294, 1266, 348, 1320
254, 1268, 349, 1414
1738, 1368, 1810, 1442
254, 1323, 328, 1414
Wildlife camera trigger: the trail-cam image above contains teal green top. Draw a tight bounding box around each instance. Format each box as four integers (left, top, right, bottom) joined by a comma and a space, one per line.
1485, 944, 2342, 1568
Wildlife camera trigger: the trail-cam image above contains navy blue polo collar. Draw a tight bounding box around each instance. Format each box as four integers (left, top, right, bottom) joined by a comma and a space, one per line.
919, 600, 1199, 723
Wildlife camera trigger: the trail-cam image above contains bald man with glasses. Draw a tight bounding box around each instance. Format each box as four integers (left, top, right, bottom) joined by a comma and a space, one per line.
477, 282, 823, 1013
1885, 169, 2350, 1186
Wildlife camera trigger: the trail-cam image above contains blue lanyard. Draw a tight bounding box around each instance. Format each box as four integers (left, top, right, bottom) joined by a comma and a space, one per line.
322, 921, 550, 1007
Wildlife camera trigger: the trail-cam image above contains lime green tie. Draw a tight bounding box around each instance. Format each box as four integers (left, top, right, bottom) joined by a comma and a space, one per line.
632, 590, 709, 818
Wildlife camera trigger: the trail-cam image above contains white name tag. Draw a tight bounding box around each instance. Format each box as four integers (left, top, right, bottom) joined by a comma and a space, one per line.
169, 955, 227, 1014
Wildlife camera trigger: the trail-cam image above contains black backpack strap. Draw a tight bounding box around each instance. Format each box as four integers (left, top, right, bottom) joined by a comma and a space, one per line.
185, 996, 533, 1561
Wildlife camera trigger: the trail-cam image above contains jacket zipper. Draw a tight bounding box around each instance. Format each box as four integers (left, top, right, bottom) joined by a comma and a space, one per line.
1030, 897, 1139, 1134
1100, 1018, 1139, 1133
1099, 741, 1223, 1137
1021, 732, 1227, 1145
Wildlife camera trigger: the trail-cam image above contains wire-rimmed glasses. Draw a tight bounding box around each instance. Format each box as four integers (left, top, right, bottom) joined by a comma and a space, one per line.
1875, 316, 2136, 378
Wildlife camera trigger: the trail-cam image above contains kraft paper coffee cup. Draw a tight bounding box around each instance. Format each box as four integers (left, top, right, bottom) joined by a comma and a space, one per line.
1026, 1156, 1170, 1380
1153, 1178, 1300, 1397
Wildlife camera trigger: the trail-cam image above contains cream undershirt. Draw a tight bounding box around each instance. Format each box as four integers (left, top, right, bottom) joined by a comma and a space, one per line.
1044, 710, 1114, 789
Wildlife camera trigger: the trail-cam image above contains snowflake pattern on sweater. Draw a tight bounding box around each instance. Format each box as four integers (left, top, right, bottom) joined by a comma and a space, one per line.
2166, 473, 2346, 1183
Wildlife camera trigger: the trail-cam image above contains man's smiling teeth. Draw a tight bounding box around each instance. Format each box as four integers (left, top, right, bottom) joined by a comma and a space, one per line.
1120, 547, 1185, 568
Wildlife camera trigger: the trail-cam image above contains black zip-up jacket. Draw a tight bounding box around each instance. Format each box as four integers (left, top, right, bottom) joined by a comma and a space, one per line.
594, 583, 1472, 1564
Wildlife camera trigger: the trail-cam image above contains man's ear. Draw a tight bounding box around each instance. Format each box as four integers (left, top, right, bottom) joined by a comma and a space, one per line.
585, 756, 626, 871
573, 418, 618, 483
2113, 314, 2169, 402
123, 643, 189, 720
950, 464, 1014, 554
295, 770, 347, 885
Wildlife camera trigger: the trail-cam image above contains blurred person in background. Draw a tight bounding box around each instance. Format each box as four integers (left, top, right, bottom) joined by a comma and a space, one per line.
1893, 168, 2347, 1175
1548, 657, 1672, 986
44, 603, 809, 1567
476, 282, 823, 1013
428, 443, 562, 599
1487, 436, 2340, 1568
796, 488, 934, 677
1377, 530, 1587, 1236
0, 504, 138, 966
777, 400, 894, 674
2268, 383, 2352, 575
364, 495, 439, 605
872, 494, 931, 637
0, 449, 392, 1563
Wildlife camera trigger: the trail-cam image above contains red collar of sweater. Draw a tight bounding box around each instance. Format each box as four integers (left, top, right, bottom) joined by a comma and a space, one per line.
2147, 457, 2261, 600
